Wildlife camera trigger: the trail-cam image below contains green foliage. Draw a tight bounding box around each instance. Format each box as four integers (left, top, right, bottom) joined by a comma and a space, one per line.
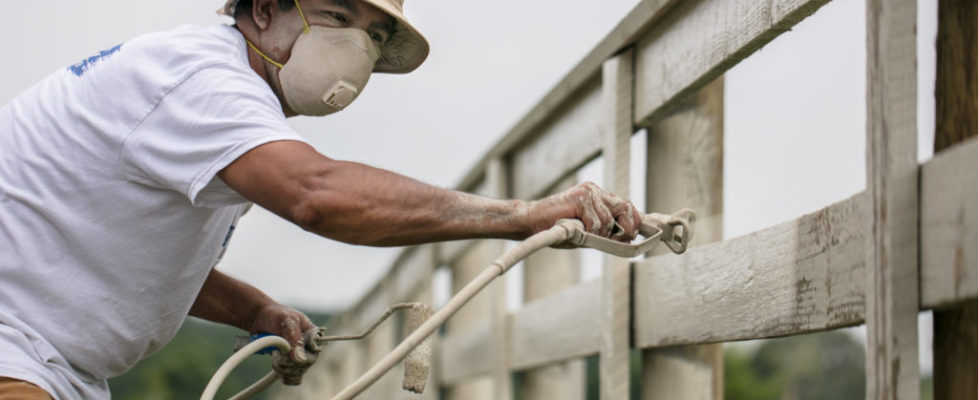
109, 312, 331, 400
724, 330, 866, 400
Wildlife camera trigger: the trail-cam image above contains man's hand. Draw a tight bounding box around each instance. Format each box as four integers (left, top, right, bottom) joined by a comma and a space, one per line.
247, 304, 319, 385
527, 182, 642, 242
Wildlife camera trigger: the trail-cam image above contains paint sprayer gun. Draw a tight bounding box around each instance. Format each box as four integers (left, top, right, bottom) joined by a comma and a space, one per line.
201, 208, 695, 400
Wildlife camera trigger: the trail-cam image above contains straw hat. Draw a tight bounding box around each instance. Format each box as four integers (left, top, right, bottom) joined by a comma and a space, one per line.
221, 0, 429, 73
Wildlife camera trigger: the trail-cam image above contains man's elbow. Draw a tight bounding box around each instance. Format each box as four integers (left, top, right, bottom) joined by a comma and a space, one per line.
289, 193, 384, 246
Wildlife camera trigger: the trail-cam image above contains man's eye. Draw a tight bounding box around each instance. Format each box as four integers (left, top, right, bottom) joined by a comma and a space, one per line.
368, 32, 385, 44
325, 11, 349, 24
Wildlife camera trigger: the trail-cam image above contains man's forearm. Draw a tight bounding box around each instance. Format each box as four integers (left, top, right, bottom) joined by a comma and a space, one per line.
289, 159, 541, 246
189, 268, 275, 331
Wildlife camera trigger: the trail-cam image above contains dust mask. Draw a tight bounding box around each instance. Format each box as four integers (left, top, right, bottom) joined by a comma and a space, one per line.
246, 0, 380, 116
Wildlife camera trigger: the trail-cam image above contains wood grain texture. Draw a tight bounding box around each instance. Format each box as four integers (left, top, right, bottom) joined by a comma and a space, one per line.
439, 281, 603, 384
438, 320, 493, 385
487, 159, 513, 400
633, 0, 830, 126
865, 0, 920, 398
392, 245, 435, 301
600, 50, 634, 400
921, 137, 978, 308
932, 5, 978, 397
511, 280, 603, 370
520, 176, 586, 400
934, 299, 978, 400
510, 76, 603, 200
641, 345, 723, 400
442, 240, 503, 400
634, 193, 867, 347
935, 0, 978, 151
639, 78, 724, 400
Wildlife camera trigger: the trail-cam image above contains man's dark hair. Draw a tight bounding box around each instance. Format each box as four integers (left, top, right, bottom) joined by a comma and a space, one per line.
232, 0, 296, 18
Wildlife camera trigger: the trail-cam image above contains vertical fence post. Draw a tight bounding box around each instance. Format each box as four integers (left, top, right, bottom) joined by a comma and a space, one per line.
487, 158, 514, 400
599, 48, 635, 400
933, 1, 978, 398
521, 175, 586, 400
865, 0, 920, 398
639, 77, 724, 400
442, 160, 511, 400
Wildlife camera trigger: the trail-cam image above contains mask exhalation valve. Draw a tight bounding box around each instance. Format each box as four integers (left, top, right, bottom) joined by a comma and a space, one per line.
323, 80, 359, 111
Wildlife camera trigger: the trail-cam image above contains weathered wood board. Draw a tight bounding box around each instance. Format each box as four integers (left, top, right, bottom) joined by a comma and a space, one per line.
634, 194, 866, 347
633, 0, 830, 126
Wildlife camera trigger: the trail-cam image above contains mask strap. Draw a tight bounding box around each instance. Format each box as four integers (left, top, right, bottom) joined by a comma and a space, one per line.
244, 0, 310, 69
293, 0, 311, 34
246, 39, 285, 68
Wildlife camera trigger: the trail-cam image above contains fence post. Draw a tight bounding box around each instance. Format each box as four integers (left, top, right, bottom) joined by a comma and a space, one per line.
933, 1, 978, 398
600, 48, 634, 400
520, 175, 586, 400
487, 158, 514, 400
639, 77, 724, 400
442, 160, 511, 400
865, 0, 920, 398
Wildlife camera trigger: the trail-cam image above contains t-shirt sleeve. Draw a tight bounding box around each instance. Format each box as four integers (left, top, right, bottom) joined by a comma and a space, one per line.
120, 63, 307, 207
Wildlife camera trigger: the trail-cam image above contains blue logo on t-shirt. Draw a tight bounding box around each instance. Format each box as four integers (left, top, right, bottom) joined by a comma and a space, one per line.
69, 43, 123, 77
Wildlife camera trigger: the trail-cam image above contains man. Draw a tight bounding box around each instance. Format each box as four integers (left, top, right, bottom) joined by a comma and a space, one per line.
0, 0, 641, 398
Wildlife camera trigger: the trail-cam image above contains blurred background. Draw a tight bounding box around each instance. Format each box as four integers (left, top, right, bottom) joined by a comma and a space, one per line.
0, 0, 937, 398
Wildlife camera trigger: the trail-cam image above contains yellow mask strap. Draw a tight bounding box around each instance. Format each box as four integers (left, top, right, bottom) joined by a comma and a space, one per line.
246, 39, 284, 69
294, 0, 311, 34
245, 0, 310, 69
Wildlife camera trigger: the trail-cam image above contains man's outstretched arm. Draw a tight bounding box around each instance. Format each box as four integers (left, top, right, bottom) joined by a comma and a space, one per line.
218, 140, 641, 246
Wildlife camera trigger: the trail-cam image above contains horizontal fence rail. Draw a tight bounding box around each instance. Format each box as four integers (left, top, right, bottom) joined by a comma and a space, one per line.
270, 0, 977, 398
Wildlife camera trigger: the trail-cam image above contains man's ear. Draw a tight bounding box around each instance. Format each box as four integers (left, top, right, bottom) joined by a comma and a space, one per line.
251, 0, 277, 30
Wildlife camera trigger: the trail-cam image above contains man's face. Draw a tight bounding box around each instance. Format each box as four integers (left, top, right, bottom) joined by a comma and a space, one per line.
248, 0, 395, 115
259, 0, 395, 66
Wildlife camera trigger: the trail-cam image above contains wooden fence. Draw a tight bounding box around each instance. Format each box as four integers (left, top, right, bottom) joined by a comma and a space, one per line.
272, 0, 978, 398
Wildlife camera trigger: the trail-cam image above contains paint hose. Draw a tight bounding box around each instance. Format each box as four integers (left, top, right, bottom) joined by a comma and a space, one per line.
328, 219, 584, 400
326, 210, 694, 399
202, 210, 694, 400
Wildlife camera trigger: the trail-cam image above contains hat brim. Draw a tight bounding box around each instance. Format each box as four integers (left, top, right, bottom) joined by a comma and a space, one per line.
362, 0, 429, 74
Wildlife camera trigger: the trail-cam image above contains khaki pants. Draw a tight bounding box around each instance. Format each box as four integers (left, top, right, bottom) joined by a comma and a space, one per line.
0, 377, 53, 400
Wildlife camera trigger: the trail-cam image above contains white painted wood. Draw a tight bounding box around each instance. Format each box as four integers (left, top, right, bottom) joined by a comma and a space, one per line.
640, 76, 724, 400
511, 76, 603, 200
361, 278, 399, 399
520, 175, 586, 400
438, 320, 493, 385
634, 193, 866, 347
642, 346, 723, 400
442, 235, 503, 399
932, 4, 978, 396
633, 0, 830, 126
865, 0, 920, 398
921, 130, 978, 308
599, 49, 634, 400
393, 245, 435, 301
486, 158, 513, 400
511, 280, 603, 370
436, 240, 476, 267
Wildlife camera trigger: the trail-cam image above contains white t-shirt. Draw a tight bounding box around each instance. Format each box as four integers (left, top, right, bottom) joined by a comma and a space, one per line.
0, 24, 308, 398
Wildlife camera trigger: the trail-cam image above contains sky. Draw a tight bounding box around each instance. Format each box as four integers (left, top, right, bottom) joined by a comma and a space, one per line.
1, 0, 937, 373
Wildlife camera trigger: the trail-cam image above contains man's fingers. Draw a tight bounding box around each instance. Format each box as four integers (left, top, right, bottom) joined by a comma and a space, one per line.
612, 201, 641, 242
593, 200, 615, 237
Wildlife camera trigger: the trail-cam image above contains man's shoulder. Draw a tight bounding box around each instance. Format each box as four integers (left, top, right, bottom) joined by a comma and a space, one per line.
95, 24, 269, 106
125, 24, 248, 73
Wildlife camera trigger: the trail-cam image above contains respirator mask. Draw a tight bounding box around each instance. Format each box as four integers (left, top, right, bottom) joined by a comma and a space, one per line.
246, 0, 381, 116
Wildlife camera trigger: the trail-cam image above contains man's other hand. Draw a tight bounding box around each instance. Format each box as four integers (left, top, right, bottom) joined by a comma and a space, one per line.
248, 304, 319, 385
